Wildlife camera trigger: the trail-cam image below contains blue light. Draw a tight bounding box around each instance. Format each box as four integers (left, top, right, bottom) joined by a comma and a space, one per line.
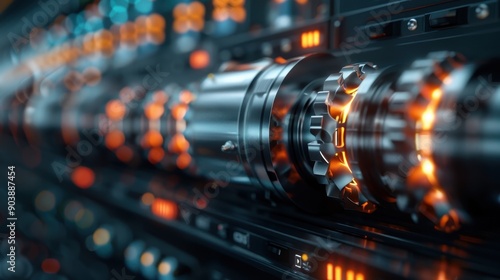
109, 6, 128, 24
85, 17, 104, 33
111, 0, 129, 7
134, 0, 153, 14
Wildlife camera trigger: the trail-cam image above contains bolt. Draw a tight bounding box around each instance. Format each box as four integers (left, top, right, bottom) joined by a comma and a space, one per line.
407, 19, 418, 31
475, 4, 489, 20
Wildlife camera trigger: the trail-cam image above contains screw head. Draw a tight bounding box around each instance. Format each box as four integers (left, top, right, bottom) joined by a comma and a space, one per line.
475, 4, 489, 20
407, 19, 418, 31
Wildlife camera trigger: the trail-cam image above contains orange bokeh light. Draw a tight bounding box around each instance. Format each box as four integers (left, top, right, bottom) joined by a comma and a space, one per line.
144, 130, 163, 148
301, 30, 320, 48
180, 90, 194, 104
41, 258, 60, 274
145, 103, 165, 120
169, 134, 190, 153
71, 166, 95, 189
171, 104, 188, 120
105, 130, 125, 150
190, 50, 210, 70
148, 147, 165, 164
176, 152, 192, 169
151, 198, 178, 220
106, 100, 126, 120
116, 145, 134, 162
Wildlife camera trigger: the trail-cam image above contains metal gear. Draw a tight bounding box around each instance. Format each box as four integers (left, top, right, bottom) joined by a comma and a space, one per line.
308, 63, 377, 213
385, 51, 465, 231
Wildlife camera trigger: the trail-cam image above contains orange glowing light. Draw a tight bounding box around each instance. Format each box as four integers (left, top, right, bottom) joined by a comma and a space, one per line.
106, 100, 126, 120
145, 103, 165, 120
116, 146, 134, 162
71, 167, 95, 189
180, 90, 194, 104
435, 189, 444, 200
171, 104, 188, 120
146, 14, 166, 32
422, 159, 434, 175
327, 263, 334, 280
296, 0, 308, 4
347, 270, 355, 280
356, 273, 365, 280
119, 22, 138, 45
141, 192, 155, 206
421, 109, 435, 129
105, 130, 125, 150
231, 6, 246, 23
301, 30, 320, 48
190, 50, 210, 69
213, 0, 246, 22
335, 266, 342, 280
176, 152, 192, 169
148, 147, 165, 164
432, 88, 442, 100
158, 261, 172, 275
173, 2, 205, 33
170, 134, 190, 153
153, 91, 169, 104
275, 56, 287, 64
151, 198, 178, 220
41, 258, 60, 274
144, 130, 163, 148
140, 252, 154, 266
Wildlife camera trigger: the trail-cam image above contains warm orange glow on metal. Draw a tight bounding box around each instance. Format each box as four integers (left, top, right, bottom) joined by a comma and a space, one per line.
105, 130, 125, 150
301, 30, 321, 48
151, 198, 178, 220
296, 0, 308, 4
71, 167, 95, 189
275, 57, 287, 64
173, 2, 205, 33
106, 100, 127, 121
327, 263, 334, 280
190, 50, 211, 69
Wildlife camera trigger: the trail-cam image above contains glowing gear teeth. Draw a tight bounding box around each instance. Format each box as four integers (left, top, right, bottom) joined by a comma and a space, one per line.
308, 63, 377, 213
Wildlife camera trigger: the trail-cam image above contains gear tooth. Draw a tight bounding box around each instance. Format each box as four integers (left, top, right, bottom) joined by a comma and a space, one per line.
326, 90, 336, 107
308, 63, 377, 213
308, 141, 326, 163
309, 115, 323, 135
313, 92, 329, 114
326, 184, 340, 198
320, 143, 335, 161
323, 75, 340, 91
396, 194, 410, 211
313, 162, 329, 176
